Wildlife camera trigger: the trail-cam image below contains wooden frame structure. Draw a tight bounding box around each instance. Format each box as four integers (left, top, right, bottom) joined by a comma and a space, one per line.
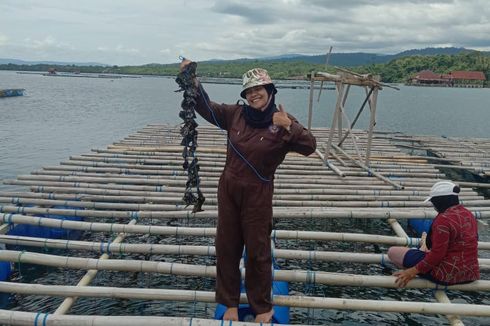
307, 68, 397, 168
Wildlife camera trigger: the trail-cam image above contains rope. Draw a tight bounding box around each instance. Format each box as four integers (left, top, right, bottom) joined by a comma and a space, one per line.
42, 313, 48, 326
17, 250, 26, 279
380, 253, 386, 267
406, 236, 413, 247
33, 312, 41, 326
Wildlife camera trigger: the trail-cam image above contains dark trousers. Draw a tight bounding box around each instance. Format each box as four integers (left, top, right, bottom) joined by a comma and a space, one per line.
215, 171, 273, 314
403, 249, 450, 285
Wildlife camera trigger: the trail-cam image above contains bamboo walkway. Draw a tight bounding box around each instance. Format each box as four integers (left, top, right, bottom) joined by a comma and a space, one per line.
1, 125, 489, 326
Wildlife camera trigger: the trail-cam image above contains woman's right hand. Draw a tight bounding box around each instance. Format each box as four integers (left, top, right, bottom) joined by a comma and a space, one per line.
393, 266, 418, 288
179, 58, 199, 87
180, 59, 193, 72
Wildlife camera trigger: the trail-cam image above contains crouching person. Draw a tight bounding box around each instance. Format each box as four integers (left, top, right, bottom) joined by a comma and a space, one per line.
388, 181, 479, 287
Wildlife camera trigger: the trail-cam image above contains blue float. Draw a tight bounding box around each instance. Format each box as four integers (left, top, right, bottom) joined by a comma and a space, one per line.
0, 261, 11, 281
215, 277, 289, 324
1, 204, 85, 303
215, 249, 289, 324
6, 205, 83, 240
408, 219, 432, 236
0, 245, 13, 306
1, 205, 85, 307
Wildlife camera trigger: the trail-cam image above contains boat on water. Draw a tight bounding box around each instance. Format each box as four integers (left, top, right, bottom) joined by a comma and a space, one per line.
0, 88, 25, 98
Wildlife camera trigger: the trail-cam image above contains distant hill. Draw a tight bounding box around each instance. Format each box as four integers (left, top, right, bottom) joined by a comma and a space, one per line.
1, 47, 485, 68
393, 47, 470, 57
203, 47, 485, 67
0, 58, 108, 66
1, 47, 488, 83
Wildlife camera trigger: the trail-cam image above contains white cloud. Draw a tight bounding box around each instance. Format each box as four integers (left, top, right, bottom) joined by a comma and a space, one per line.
0, 0, 488, 65
0, 33, 8, 46
115, 45, 140, 54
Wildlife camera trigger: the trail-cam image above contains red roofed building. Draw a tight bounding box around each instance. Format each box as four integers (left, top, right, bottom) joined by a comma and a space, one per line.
410, 70, 486, 88
448, 71, 486, 87
409, 70, 451, 86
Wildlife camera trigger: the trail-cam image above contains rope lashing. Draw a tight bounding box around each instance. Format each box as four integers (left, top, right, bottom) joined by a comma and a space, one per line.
175, 60, 205, 213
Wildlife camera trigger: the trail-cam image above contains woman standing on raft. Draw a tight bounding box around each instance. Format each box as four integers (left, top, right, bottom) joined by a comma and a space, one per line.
180, 59, 316, 322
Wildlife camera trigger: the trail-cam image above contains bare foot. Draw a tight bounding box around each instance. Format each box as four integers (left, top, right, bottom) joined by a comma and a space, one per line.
223, 307, 239, 321
255, 309, 274, 323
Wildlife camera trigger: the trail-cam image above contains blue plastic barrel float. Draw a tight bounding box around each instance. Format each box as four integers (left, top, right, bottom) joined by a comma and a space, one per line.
0, 243, 13, 307
408, 218, 432, 236
0, 260, 11, 308
0, 261, 10, 281
1, 205, 84, 307
214, 278, 289, 323
215, 250, 289, 324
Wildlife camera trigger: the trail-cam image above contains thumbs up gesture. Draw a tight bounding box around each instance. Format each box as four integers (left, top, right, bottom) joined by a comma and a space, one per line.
273, 104, 292, 131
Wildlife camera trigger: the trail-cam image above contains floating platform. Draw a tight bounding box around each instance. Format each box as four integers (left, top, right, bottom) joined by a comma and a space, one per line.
0, 89, 24, 98
0, 125, 489, 325
42, 73, 123, 79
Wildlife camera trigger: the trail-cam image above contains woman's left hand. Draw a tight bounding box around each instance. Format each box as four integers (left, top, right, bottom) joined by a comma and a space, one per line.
273, 104, 292, 131
419, 232, 429, 252
393, 267, 418, 288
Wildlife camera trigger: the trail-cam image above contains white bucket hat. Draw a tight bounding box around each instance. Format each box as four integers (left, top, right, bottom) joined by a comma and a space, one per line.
240, 68, 276, 98
424, 181, 460, 202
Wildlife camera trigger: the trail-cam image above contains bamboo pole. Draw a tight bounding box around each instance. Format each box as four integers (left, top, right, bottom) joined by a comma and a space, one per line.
5, 190, 482, 203
5, 213, 490, 249
25, 169, 455, 185
25, 184, 479, 197
387, 219, 409, 239
4, 205, 490, 220
0, 213, 418, 245
1, 250, 489, 292
325, 82, 343, 158
28, 168, 456, 182
13, 174, 398, 187
49, 162, 446, 178
0, 310, 291, 326
1, 284, 490, 318
2, 235, 489, 268
10, 177, 478, 191
364, 86, 378, 166
307, 70, 315, 130
60, 158, 402, 174
55, 218, 137, 315
331, 143, 403, 190
315, 149, 345, 177
7, 196, 490, 210
434, 291, 465, 326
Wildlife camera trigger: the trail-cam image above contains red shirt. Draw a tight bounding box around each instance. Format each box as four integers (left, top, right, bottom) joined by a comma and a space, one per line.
416, 205, 480, 284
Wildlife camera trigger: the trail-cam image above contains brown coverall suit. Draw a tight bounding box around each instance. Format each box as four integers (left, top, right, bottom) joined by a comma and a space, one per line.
195, 87, 317, 314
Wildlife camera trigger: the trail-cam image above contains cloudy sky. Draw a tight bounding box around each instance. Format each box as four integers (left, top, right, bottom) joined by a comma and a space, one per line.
1, 0, 489, 65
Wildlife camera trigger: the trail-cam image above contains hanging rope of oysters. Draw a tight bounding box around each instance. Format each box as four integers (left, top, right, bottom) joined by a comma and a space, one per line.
175, 59, 205, 213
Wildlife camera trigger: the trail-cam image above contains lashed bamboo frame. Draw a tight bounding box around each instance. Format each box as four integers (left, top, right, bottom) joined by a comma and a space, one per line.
1, 124, 489, 325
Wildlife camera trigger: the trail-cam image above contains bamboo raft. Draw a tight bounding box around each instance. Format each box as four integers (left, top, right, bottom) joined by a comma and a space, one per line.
0, 123, 489, 326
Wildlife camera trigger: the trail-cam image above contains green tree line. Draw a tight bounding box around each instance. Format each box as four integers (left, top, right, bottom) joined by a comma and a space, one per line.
362, 51, 490, 83
1, 51, 489, 84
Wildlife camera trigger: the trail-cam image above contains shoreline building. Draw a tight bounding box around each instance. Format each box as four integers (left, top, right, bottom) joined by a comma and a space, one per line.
408, 70, 486, 88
